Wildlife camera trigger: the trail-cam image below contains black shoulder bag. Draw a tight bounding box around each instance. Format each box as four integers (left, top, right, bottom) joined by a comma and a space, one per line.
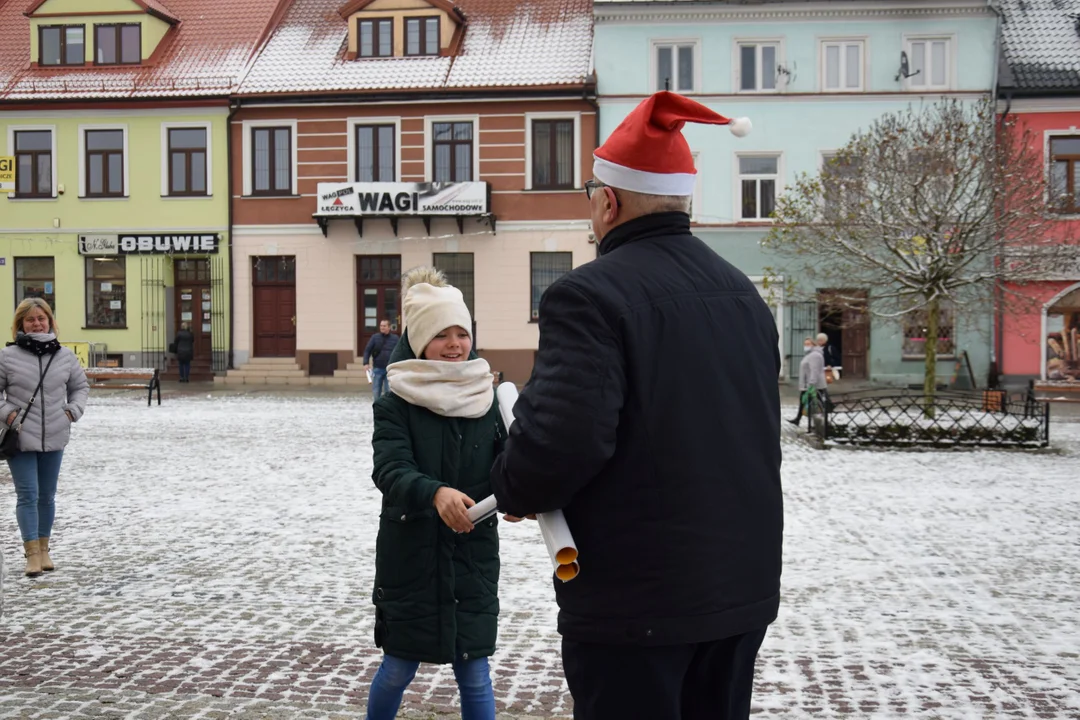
0, 354, 57, 460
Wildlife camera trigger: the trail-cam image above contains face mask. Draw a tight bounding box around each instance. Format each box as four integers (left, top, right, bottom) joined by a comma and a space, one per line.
804, 345, 814, 353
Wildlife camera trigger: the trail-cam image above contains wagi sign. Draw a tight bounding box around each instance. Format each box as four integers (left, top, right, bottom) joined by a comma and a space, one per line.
315, 182, 489, 217
0, 157, 14, 193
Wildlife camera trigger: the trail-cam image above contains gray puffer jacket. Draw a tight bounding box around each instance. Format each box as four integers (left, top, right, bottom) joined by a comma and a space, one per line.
0, 338, 89, 453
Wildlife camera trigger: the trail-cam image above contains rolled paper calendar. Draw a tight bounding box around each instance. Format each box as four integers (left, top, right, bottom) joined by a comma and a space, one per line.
466, 495, 500, 524
494, 382, 580, 582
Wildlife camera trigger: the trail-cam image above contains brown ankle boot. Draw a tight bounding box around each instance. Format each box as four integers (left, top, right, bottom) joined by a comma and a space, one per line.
23, 540, 42, 577
39, 536, 54, 572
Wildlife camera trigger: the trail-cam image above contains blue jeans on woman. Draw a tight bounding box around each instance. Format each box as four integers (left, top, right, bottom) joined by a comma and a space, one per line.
8, 450, 65, 541
366, 654, 495, 720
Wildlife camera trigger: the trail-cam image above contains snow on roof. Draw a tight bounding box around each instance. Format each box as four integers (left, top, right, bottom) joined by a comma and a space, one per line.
998, 0, 1080, 91
238, 0, 594, 97
0, 0, 287, 101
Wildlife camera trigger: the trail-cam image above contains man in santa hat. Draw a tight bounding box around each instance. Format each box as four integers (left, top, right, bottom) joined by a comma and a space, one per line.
491, 91, 783, 719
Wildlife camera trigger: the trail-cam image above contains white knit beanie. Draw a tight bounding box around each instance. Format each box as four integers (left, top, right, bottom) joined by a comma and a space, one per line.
401, 267, 473, 359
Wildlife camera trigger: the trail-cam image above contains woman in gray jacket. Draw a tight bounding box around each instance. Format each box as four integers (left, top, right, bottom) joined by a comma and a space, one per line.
1, 298, 88, 577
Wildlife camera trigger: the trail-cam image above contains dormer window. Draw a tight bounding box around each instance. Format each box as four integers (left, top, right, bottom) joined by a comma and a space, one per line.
39, 25, 84, 66
95, 24, 141, 65
405, 17, 439, 56
360, 19, 392, 58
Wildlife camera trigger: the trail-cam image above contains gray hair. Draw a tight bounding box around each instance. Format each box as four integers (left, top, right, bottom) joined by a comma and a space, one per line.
620, 190, 693, 215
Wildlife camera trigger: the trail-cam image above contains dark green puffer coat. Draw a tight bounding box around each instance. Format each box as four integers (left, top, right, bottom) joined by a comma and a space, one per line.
371, 331, 503, 664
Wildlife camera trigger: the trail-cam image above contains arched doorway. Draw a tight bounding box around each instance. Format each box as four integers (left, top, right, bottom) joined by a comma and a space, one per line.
1042, 282, 1080, 381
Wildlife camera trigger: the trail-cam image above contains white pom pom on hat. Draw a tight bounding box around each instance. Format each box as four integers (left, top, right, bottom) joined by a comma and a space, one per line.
593, 91, 751, 196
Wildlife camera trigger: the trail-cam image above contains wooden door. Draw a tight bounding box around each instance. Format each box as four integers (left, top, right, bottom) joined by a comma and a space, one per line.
841, 293, 869, 380
252, 256, 297, 358
357, 255, 402, 353
174, 259, 212, 364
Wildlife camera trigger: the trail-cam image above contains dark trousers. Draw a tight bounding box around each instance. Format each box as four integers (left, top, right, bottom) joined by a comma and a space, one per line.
179, 361, 191, 382
562, 628, 768, 720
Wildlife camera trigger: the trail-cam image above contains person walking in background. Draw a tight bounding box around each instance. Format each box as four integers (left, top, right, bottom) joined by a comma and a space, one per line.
790, 337, 828, 428
817, 332, 840, 380
173, 322, 195, 383
490, 92, 783, 720
1, 298, 89, 577
363, 319, 399, 402
366, 268, 503, 720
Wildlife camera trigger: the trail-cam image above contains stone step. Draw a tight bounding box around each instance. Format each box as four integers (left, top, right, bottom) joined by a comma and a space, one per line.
218, 375, 313, 386
246, 357, 299, 365
333, 369, 371, 379
238, 363, 302, 372
227, 370, 307, 379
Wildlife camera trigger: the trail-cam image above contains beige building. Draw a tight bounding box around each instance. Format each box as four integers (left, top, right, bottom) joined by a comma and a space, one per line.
223, 0, 597, 386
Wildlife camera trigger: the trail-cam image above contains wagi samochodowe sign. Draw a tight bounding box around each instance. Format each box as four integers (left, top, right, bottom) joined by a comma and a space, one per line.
78, 234, 220, 255
315, 182, 488, 217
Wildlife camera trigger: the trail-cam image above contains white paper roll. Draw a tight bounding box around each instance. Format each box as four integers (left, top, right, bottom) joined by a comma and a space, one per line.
467, 494, 499, 524
495, 382, 580, 582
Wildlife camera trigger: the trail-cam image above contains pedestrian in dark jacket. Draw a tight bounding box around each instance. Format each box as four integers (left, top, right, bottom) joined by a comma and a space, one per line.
363, 320, 400, 401
1, 298, 89, 577
173, 323, 195, 383
490, 92, 782, 720
367, 267, 503, 720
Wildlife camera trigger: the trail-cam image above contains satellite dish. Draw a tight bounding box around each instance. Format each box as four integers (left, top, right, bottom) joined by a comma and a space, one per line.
895, 51, 920, 82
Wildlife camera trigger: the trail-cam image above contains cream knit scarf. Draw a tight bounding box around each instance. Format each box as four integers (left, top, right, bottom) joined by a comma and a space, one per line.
387, 357, 494, 418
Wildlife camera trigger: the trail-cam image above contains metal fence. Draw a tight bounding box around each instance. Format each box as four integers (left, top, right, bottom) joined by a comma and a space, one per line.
808, 388, 1050, 448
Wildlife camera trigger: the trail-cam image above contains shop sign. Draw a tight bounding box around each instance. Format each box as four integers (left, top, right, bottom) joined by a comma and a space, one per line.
0, 157, 14, 193
79, 234, 220, 255
315, 182, 488, 217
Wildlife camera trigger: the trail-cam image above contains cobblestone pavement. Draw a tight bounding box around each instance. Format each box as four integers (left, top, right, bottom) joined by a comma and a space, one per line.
1, 387, 1079, 719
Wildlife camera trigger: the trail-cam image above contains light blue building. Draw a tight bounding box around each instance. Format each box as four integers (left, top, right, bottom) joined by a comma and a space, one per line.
594, 0, 999, 385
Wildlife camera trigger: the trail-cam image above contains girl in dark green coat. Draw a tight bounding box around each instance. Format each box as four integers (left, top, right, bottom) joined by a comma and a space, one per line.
367, 268, 503, 720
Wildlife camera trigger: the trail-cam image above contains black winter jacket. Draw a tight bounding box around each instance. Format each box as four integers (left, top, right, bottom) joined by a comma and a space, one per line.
364, 332, 400, 370
490, 212, 783, 647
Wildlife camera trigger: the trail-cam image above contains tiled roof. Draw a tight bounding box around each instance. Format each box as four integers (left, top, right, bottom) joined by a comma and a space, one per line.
999, 0, 1080, 91
0, 0, 286, 101
238, 0, 593, 96
23, 0, 180, 24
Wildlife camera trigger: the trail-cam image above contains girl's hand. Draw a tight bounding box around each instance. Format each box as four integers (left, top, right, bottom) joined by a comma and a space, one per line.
6, 411, 16, 426
434, 487, 476, 533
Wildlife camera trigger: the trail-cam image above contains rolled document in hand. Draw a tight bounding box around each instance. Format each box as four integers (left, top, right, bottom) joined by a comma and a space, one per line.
466, 495, 500, 524
495, 382, 580, 582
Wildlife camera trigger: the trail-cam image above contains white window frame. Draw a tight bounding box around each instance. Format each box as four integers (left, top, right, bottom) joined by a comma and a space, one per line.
5, 124, 58, 199
347, 116, 402, 183
524, 111, 582, 191
820, 38, 866, 93
735, 152, 782, 221
241, 119, 299, 197
903, 35, 954, 91
78, 123, 129, 199
734, 39, 783, 94
423, 115, 481, 183
160, 121, 213, 198
650, 39, 701, 94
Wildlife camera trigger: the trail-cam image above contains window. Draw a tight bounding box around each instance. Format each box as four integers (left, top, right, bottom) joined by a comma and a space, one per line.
433, 253, 475, 317
356, 124, 395, 182
14, 130, 53, 198
95, 24, 140, 65
738, 42, 778, 92
406, 17, 440, 56
85, 257, 126, 328
15, 258, 55, 311
530, 252, 573, 320
902, 303, 955, 358
1049, 136, 1080, 213
739, 155, 779, 220
85, 129, 125, 197
654, 42, 695, 93
252, 127, 292, 195
168, 128, 208, 196
359, 19, 392, 58
906, 38, 950, 90
39, 25, 84, 66
433, 122, 473, 182
532, 120, 574, 190
822, 40, 863, 91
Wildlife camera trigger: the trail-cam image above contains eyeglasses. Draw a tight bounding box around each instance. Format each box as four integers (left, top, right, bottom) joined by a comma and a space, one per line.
584, 179, 604, 199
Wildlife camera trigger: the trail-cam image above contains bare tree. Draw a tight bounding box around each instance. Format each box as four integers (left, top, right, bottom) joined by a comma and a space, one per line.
763, 99, 1079, 407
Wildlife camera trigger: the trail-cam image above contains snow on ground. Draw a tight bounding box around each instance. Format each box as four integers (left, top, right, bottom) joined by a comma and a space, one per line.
0, 388, 1078, 718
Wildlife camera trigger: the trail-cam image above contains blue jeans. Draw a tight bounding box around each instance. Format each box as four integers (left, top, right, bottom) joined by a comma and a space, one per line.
366, 654, 495, 720
8, 450, 65, 542
179, 361, 191, 381
372, 368, 389, 401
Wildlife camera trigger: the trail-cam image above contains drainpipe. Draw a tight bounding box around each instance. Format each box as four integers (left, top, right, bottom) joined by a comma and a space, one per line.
226, 99, 240, 371
989, 0, 1005, 388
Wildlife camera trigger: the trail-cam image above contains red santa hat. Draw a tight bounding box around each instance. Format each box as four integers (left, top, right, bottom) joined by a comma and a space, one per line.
593, 91, 751, 196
